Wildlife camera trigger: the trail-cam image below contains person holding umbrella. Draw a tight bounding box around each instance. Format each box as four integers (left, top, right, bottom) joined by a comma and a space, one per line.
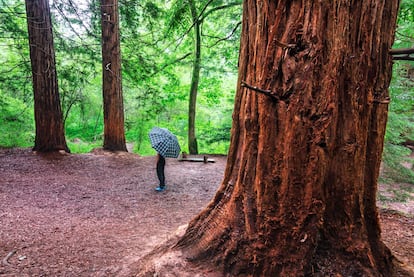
148, 127, 181, 192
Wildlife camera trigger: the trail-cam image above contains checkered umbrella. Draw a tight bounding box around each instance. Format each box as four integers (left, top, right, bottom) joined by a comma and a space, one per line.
148, 127, 181, 158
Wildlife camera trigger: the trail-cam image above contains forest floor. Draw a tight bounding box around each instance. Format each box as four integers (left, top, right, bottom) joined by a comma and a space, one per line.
0, 147, 413, 276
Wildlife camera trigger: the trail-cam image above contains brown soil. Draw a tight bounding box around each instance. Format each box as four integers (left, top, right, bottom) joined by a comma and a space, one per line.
0, 148, 413, 276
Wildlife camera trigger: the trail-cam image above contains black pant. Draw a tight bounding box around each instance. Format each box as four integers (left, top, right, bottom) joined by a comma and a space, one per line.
156, 154, 165, 187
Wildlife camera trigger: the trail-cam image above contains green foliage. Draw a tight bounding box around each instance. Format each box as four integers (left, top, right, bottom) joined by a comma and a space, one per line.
0, 90, 34, 148
382, 0, 414, 184
377, 183, 414, 203
0, 0, 34, 148
118, 0, 240, 155
67, 139, 102, 154
166, 0, 191, 35
387, 63, 414, 145
398, 0, 414, 24
382, 144, 414, 184
0, 0, 32, 102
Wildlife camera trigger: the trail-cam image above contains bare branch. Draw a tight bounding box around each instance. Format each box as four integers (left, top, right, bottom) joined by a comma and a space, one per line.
200, 2, 242, 22
171, 0, 241, 50
241, 81, 280, 101
390, 47, 414, 55
151, 52, 192, 77
390, 47, 414, 61
207, 21, 241, 48
393, 56, 414, 61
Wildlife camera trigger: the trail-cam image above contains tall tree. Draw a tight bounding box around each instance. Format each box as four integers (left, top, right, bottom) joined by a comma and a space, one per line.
168, 0, 241, 154
187, 0, 201, 154
139, 0, 402, 276
101, 0, 127, 151
25, 0, 69, 153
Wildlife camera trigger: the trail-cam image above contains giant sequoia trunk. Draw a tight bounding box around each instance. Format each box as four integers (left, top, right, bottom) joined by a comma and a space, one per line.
176, 1, 400, 276
25, 0, 69, 153
101, 0, 127, 151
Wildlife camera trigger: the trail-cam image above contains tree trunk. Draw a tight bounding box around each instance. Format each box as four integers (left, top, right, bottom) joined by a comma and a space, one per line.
176, 1, 400, 276
101, 0, 127, 151
188, 0, 201, 155
25, 0, 69, 153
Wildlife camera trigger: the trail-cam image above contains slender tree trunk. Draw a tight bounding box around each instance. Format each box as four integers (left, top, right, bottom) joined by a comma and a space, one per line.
25, 0, 69, 153
176, 1, 400, 276
101, 0, 127, 151
188, 0, 201, 155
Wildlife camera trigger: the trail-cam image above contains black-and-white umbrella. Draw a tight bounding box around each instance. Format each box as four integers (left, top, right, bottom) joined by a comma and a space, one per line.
148, 127, 181, 158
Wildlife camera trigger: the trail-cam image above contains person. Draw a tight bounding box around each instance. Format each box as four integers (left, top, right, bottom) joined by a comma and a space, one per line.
155, 153, 166, 192
148, 126, 180, 192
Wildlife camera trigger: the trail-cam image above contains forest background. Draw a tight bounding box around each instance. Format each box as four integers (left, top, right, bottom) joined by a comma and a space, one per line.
0, 0, 413, 185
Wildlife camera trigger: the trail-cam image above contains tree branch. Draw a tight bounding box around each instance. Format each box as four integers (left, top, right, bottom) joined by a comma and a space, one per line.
171, 0, 241, 50
392, 56, 414, 61
389, 47, 414, 61
175, 0, 215, 44
389, 47, 414, 55
207, 21, 241, 48
241, 81, 280, 101
151, 52, 192, 77
200, 2, 242, 22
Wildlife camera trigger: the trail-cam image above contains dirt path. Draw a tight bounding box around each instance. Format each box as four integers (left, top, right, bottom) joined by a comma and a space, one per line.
0, 148, 412, 276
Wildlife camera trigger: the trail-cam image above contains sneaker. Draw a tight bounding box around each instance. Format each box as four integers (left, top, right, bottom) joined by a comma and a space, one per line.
155, 186, 166, 192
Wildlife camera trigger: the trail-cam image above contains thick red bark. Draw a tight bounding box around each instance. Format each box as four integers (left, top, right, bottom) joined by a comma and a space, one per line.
101, 0, 127, 151
25, 0, 69, 153
176, 1, 400, 276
